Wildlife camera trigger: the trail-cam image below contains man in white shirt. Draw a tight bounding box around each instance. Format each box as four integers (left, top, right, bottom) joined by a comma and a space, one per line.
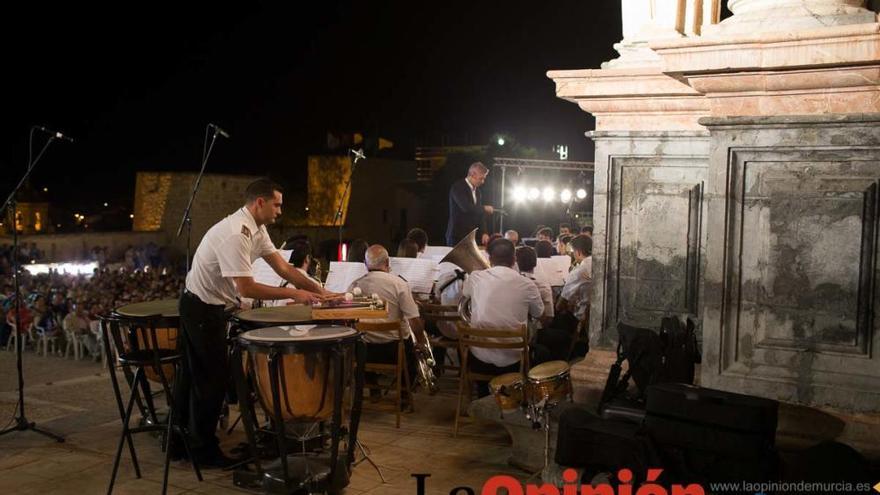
555, 234, 593, 359
558, 235, 592, 323
176, 178, 326, 467
462, 239, 543, 389
348, 245, 426, 381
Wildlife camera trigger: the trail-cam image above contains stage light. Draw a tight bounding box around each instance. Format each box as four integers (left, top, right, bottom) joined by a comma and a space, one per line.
576, 188, 587, 199
528, 188, 540, 200
560, 189, 572, 202
512, 186, 527, 202
497, 137, 505, 146
542, 187, 555, 202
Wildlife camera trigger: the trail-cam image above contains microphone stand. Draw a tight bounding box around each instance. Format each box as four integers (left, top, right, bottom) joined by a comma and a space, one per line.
0, 128, 65, 443
176, 124, 223, 274
333, 150, 364, 261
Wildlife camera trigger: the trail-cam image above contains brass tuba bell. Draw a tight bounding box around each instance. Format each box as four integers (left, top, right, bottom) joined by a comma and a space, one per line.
439, 229, 490, 273
440, 229, 489, 323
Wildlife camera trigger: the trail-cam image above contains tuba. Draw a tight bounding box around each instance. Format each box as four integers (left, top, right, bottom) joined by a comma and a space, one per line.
440, 229, 490, 323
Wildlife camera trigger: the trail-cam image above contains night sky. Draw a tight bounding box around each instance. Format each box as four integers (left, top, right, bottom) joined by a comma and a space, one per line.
3, 1, 621, 226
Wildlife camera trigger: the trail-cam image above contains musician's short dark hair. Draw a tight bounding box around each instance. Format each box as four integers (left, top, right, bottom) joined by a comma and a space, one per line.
397, 238, 419, 258
535, 240, 554, 258
288, 240, 312, 267
488, 238, 515, 267
559, 223, 571, 231
570, 234, 592, 256
405, 228, 428, 252
245, 178, 283, 202
581, 225, 593, 235
516, 246, 537, 272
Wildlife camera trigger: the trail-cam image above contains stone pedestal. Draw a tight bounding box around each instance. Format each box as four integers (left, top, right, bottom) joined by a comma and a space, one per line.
698, 115, 880, 413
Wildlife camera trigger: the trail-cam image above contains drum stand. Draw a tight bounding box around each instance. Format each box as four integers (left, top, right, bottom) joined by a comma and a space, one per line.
524, 401, 553, 483
353, 440, 387, 483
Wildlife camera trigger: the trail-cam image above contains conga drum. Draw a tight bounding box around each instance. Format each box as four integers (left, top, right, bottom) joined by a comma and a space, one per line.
524, 360, 572, 407
489, 372, 524, 412
113, 299, 179, 383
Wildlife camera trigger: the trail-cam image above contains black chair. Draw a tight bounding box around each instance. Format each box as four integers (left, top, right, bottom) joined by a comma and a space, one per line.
101, 314, 202, 494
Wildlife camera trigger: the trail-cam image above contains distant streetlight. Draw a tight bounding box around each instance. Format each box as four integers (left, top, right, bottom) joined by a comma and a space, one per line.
42, 187, 48, 192
497, 137, 505, 146
103, 202, 108, 207
129, 214, 134, 219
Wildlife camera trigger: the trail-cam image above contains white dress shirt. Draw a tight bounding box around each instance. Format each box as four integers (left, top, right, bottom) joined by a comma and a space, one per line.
561, 256, 592, 321
462, 265, 543, 367
185, 207, 278, 306
348, 270, 420, 344
465, 177, 477, 204
433, 266, 465, 339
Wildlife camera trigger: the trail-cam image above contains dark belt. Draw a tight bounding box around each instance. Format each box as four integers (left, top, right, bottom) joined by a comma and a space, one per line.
182, 289, 225, 309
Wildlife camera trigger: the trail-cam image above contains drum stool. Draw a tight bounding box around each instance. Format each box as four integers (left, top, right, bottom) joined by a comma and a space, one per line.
101, 314, 203, 495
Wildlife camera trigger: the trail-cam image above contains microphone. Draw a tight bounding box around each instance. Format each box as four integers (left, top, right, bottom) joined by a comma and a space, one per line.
35, 126, 74, 142
350, 148, 365, 161
209, 124, 230, 138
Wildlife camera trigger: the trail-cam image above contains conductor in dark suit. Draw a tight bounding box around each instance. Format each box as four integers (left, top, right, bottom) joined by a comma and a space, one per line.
446, 162, 495, 246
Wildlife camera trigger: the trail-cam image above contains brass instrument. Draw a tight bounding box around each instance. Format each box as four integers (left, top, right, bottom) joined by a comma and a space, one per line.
411, 330, 438, 394
440, 229, 490, 323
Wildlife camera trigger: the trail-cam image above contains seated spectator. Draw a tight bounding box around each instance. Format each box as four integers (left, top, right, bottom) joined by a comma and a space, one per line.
504, 230, 520, 246
63, 302, 100, 359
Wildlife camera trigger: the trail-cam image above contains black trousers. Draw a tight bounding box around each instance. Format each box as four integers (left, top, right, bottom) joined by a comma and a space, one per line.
366, 339, 418, 383
176, 291, 229, 454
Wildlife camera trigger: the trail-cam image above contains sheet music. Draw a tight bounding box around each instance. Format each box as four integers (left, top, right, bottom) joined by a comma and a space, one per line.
551, 255, 572, 274
252, 250, 292, 288
390, 257, 437, 294
421, 245, 452, 262
535, 257, 567, 287
324, 261, 368, 293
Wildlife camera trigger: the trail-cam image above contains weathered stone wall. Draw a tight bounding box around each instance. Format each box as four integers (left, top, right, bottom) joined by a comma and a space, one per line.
700, 114, 880, 412
132, 172, 262, 254
591, 131, 710, 347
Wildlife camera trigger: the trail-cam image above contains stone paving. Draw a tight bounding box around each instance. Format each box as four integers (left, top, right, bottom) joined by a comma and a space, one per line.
0, 346, 613, 494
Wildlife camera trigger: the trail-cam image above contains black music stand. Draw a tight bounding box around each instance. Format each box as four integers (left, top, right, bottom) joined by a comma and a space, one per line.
0, 128, 65, 443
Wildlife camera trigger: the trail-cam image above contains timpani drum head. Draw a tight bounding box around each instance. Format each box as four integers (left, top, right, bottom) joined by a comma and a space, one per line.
235, 305, 313, 325
527, 360, 570, 381
115, 299, 179, 318
240, 325, 357, 344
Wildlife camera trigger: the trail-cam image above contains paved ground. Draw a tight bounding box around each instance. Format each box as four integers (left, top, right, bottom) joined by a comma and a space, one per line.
0, 345, 614, 494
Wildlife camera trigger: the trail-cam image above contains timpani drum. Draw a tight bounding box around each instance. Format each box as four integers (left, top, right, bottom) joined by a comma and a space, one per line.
524, 360, 572, 406
489, 372, 524, 412
238, 325, 359, 423
113, 299, 179, 383
232, 305, 315, 331
232, 324, 366, 494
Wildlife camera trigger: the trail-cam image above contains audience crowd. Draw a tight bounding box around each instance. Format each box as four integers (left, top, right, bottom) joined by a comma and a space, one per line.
0, 242, 183, 358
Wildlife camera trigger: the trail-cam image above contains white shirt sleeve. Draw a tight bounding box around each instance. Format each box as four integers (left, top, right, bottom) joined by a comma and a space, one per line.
397, 280, 421, 320
256, 227, 278, 258
526, 281, 544, 319
217, 233, 253, 278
